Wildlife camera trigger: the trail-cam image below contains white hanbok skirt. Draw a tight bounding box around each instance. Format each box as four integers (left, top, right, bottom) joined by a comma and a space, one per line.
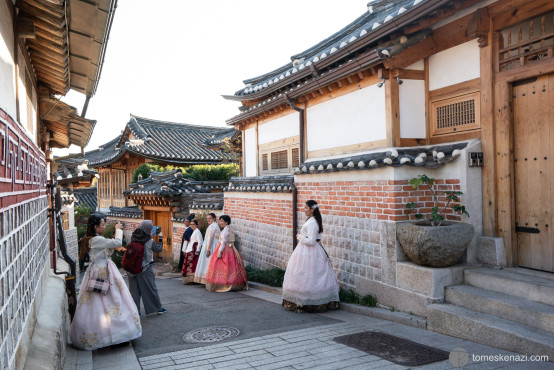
282, 241, 339, 312
70, 259, 142, 350
194, 237, 218, 284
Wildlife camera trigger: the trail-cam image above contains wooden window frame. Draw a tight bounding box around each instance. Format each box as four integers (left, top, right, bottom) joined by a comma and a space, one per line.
258, 136, 300, 175
430, 91, 481, 137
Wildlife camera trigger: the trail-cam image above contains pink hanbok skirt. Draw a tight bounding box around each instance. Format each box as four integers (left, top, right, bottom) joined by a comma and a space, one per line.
70, 259, 141, 350
282, 242, 339, 313
205, 243, 248, 292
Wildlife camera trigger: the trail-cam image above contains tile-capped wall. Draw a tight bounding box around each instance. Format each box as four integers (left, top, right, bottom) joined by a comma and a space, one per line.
0, 196, 49, 369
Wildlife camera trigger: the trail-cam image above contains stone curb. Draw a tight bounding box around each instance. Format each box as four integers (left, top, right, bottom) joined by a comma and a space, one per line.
247, 281, 427, 329
156, 272, 182, 278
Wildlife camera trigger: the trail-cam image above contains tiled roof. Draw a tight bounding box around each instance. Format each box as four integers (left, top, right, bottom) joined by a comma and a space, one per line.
190, 193, 225, 210
229, 0, 429, 101
225, 175, 294, 193
107, 206, 143, 219
54, 163, 97, 184
204, 128, 240, 147
60, 188, 77, 205
294, 142, 469, 175
125, 170, 211, 198
74, 187, 98, 210
59, 115, 238, 167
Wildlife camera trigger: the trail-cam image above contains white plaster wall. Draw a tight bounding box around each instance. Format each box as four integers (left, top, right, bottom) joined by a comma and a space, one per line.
429, 39, 480, 90
0, 0, 17, 118
407, 60, 424, 70
399, 80, 426, 138
306, 85, 386, 152
244, 127, 258, 177
258, 112, 299, 144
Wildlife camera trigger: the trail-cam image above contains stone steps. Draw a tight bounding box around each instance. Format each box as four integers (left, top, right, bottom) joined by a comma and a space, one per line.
427, 303, 554, 359
445, 285, 554, 333
464, 267, 554, 306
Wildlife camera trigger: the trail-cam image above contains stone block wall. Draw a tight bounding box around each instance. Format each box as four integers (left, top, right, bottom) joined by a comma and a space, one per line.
64, 228, 78, 262
0, 196, 50, 369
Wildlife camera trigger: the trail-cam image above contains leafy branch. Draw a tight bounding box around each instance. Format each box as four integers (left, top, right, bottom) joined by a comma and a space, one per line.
405, 174, 469, 226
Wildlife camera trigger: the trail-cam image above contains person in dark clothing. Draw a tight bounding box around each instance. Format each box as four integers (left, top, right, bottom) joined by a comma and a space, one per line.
177, 213, 195, 270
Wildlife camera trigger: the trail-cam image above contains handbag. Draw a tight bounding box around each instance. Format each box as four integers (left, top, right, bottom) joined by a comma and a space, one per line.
86, 267, 110, 295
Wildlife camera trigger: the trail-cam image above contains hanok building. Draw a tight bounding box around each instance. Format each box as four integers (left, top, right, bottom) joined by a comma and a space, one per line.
224, 0, 554, 356
0, 0, 115, 368
60, 115, 235, 260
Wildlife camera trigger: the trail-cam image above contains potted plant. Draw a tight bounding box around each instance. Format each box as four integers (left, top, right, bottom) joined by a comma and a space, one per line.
396, 174, 474, 268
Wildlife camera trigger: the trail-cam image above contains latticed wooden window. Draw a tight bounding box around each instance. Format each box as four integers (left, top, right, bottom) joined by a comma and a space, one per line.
61, 212, 69, 230
262, 154, 268, 171
431, 92, 480, 136
498, 10, 554, 71
25, 71, 34, 132
271, 150, 288, 170
292, 148, 300, 168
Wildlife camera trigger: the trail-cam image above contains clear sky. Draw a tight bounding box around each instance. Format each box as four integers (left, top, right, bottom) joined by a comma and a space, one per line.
56, 1, 367, 155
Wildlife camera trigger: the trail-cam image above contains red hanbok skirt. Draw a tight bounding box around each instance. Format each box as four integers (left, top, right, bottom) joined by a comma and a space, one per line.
182, 242, 199, 276
205, 243, 248, 292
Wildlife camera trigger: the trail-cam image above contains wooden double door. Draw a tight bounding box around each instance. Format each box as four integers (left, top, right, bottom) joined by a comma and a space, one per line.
513, 73, 554, 272
143, 210, 173, 262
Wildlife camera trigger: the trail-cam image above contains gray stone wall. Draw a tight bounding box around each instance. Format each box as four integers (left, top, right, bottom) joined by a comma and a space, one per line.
296, 212, 389, 290
233, 218, 293, 270
64, 227, 78, 262
0, 196, 50, 369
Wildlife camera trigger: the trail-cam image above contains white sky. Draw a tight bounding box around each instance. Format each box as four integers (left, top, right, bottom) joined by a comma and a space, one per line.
56, 1, 367, 155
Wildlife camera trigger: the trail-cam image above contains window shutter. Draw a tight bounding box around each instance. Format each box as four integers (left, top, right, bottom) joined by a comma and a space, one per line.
292, 148, 300, 168
271, 150, 288, 170
431, 92, 480, 136
262, 154, 268, 171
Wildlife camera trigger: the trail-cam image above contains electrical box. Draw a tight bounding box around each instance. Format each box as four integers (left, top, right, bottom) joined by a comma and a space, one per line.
468, 152, 483, 167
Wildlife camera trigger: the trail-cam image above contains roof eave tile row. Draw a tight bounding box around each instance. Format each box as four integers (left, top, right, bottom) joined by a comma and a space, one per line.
107, 207, 143, 219
294, 142, 469, 175
225, 175, 294, 193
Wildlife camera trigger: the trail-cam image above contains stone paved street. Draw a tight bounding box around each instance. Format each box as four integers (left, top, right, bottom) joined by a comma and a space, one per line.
65, 275, 554, 369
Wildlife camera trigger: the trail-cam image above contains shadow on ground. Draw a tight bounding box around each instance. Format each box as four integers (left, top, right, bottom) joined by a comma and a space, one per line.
132, 278, 341, 358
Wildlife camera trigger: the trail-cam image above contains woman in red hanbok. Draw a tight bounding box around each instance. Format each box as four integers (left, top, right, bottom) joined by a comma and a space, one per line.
205, 215, 248, 292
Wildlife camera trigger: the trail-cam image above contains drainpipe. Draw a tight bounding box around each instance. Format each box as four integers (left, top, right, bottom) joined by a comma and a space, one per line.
286, 97, 305, 164
291, 182, 298, 251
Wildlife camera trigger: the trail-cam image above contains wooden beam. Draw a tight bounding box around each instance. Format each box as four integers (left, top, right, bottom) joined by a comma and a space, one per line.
16, 17, 36, 39
495, 80, 516, 266
491, 0, 554, 31
480, 23, 497, 237
424, 57, 430, 145
385, 69, 400, 147
357, 72, 365, 80
467, 7, 490, 47
392, 69, 425, 80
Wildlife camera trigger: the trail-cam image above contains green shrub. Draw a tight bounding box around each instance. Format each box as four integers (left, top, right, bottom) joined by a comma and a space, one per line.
132, 163, 239, 183
339, 288, 377, 307
245, 265, 286, 287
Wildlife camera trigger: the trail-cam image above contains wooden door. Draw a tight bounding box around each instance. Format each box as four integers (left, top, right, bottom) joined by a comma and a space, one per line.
513, 74, 554, 272
143, 210, 173, 262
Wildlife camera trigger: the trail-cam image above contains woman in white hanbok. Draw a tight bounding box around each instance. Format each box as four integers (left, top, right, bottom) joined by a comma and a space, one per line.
194, 213, 220, 284
70, 214, 142, 350
282, 200, 339, 313
182, 220, 204, 284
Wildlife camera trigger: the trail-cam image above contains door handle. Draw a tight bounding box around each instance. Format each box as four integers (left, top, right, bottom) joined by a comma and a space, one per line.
515, 226, 540, 233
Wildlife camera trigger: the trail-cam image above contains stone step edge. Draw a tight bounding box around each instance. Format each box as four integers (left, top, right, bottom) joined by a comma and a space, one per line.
445, 284, 554, 332
428, 303, 554, 359
247, 281, 427, 330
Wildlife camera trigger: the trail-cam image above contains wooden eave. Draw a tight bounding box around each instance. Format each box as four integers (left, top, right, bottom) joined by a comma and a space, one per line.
14, 0, 116, 97
40, 94, 96, 148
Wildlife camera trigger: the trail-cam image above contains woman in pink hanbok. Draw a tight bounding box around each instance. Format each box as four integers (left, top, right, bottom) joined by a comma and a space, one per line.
282, 200, 339, 313
70, 214, 141, 350
205, 215, 248, 292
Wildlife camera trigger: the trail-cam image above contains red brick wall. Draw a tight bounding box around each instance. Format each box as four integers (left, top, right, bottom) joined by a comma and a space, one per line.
296, 179, 462, 222
224, 196, 294, 228
0, 108, 47, 210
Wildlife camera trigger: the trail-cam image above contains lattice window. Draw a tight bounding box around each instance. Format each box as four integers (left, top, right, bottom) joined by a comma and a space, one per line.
262, 154, 268, 171
25, 71, 35, 133
271, 150, 288, 170
292, 148, 300, 168
61, 211, 69, 230
430, 92, 480, 136
498, 11, 554, 71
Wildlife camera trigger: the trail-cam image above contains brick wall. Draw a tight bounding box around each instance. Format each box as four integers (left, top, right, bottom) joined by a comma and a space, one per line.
223, 193, 294, 270
0, 196, 49, 369
296, 179, 461, 222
